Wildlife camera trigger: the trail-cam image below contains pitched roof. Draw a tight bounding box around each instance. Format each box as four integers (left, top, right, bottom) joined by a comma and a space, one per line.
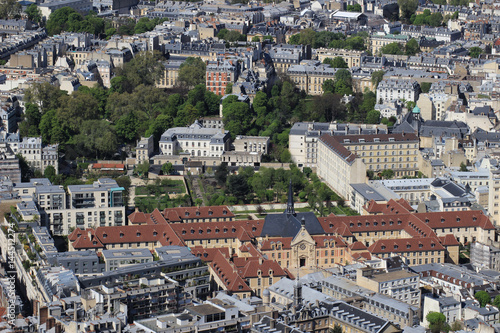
191, 247, 230, 262
261, 211, 324, 237
439, 234, 460, 246
368, 237, 445, 254
319, 134, 356, 164
210, 252, 252, 293
415, 210, 495, 230
162, 205, 235, 222
169, 220, 264, 241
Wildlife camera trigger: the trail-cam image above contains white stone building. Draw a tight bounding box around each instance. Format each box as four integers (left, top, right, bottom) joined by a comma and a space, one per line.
376, 79, 420, 104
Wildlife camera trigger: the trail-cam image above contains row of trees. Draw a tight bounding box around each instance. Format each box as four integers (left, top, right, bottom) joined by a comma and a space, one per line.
289, 29, 368, 50
379, 38, 420, 56
209, 164, 341, 207
42, 7, 165, 37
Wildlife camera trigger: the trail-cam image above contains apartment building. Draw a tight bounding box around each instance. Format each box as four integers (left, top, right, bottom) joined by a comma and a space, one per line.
135, 135, 154, 164
268, 44, 311, 73
39, 0, 92, 19
315, 48, 366, 68
357, 268, 421, 307
376, 79, 420, 104
86, 275, 190, 323
317, 134, 366, 200
15, 178, 125, 235
489, 169, 500, 226
289, 122, 387, 168
0, 143, 21, 183
322, 275, 420, 327
401, 24, 462, 42
18, 137, 59, 174
232, 135, 270, 155
157, 60, 182, 89
287, 62, 337, 95
470, 241, 500, 271
206, 59, 240, 96
159, 121, 231, 158
370, 33, 409, 55
336, 133, 420, 177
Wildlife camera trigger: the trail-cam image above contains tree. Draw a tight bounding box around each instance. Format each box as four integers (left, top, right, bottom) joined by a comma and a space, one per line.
493, 295, 500, 308
426, 312, 448, 333
24, 82, 66, 114
227, 174, 250, 201
323, 57, 348, 68
405, 38, 420, 56
118, 51, 164, 88
0, 0, 21, 19
450, 322, 462, 332
469, 47, 483, 58
19, 103, 41, 137
43, 165, 56, 183
459, 162, 468, 172
366, 110, 381, 124
420, 82, 432, 93
178, 57, 206, 88
222, 100, 253, 139
380, 42, 404, 55
135, 161, 150, 177
330, 324, 343, 333
25, 4, 41, 23
381, 169, 394, 179
252, 36, 260, 42
371, 70, 385, 89
215, 163, 229, 187
475, 291, 490, 307
322, 79, 335, 94
429, 12, 443, 27
347, 4, 361, 11
162, 162, 174, 175
398, 0, 418, 21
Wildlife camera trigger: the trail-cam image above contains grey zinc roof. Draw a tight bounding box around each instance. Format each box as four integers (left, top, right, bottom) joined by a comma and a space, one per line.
261, 211, 325, 237
351, 184, 386, 201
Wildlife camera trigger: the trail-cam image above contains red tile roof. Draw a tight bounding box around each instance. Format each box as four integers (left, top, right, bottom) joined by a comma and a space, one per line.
364, 199, 413, 215
312, 235, 348, 248
259, 238, 292, 251
70, 229, 104, 249
163, 206, 235, 222
237, 259, 289, 279
169, 220, 264, 241
191, 247, 230, 262
210, 252, 252, 293
415, 210, 495, 230
349, 241, 368, 251
368, 237, 445, 254
439, 234, 460, 246
70, 224, 184, 249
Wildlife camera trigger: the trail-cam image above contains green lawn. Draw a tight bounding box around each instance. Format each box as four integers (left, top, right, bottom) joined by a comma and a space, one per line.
134, 196, 176, 211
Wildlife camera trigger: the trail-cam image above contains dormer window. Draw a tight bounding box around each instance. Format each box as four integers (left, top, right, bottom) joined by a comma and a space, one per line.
394, 245, 398, 249
407, 244, 411, 249
207, 228, 211, 234
153, 231, 157, 236
120, 233, 124, 238
103, 233, 107, 238
232, 228, 236, 232
223, 210, 227, 215
196, 211, 200, 216
215, 228, 220, 234
223, 228, 228, 233
456, 218, 460, 222
419, 244, 423, 248
381, 246, 386, 250
185, 212, 189, 217
137, 232, 141, 237
425, 219, 429, 223
199, 230, 203, 234
441, 218, 445, 223
182, 230, 186, 235
209, 211, 213, 216
190, 229, 195, 234
431, 243, 435, 248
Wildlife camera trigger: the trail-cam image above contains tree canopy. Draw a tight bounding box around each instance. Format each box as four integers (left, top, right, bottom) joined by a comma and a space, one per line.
178, 57, 207, 88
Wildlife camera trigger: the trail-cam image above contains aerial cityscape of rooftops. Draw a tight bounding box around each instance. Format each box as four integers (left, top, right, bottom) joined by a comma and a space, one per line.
1, 0, 500, 331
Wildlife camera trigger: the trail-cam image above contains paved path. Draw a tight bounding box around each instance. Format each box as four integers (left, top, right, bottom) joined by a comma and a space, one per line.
190, 176, 205, 205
